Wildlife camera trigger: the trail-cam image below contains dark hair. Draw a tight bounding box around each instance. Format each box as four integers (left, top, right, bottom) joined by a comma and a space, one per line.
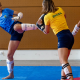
0, 2, 2, 7
42, 0, 57, 14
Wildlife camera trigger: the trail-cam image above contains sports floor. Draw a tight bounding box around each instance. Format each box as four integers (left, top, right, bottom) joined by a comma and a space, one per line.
0, 60, 80, 80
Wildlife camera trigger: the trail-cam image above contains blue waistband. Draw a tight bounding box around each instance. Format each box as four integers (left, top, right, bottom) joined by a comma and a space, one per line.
57, 29, 70, 37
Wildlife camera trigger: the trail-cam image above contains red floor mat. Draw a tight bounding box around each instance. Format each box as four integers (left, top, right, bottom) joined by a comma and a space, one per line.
67, 78, 80, 80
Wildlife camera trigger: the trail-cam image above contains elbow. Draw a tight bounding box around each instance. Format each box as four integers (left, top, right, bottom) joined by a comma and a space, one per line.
44, 31, 49, 34
46, 31, 49, 34
46, 30, 49, 34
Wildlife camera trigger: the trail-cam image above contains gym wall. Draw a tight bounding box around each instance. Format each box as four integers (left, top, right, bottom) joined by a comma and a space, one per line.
0, 0, 80, 49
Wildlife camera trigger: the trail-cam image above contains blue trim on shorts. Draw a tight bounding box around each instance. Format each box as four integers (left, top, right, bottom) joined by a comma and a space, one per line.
9, 21, 24, 41
57, 29, 74, 49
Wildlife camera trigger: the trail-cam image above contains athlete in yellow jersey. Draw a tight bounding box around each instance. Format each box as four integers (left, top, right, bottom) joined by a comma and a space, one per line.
44, 7, 69, 35
37, 0, 74, 80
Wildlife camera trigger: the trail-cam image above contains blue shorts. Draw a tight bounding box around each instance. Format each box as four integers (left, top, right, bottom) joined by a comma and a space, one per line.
9, 21, 24, 41
57, 30, 74, 50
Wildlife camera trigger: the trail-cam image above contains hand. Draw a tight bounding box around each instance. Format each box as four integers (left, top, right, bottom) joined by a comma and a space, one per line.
37, 19, 42, 25
43, 29, 47, 34
12, 16, 19, 21
11, 18, 16, 22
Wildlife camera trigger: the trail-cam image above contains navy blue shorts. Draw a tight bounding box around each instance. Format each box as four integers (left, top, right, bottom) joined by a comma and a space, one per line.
57, 30, 74, 50
9, 21, 24, 41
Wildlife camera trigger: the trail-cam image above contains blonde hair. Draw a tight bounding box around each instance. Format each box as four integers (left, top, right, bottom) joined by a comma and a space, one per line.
42, 0, 57, 14
0, 2, 2, 7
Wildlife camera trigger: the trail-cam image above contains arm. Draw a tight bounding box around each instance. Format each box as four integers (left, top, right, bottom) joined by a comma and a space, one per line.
64, 14, 66, 18
44, 14, 50, 34
36, 14, 50, 34
12, 11, 23, 21
13, 11, 19, 16
72, 21, 80, 36
36, 14, 46, 32
44, 25, 50, 34
37, 18, 50, 34
36, 19, 45, 31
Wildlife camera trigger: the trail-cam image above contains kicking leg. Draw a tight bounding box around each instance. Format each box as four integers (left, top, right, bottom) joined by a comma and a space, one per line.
13, 23, 38, 33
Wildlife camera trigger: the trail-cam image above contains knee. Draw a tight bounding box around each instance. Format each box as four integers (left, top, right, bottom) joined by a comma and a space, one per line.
60, 59, 68, 64
7, 54, 13, 60
13, 24, 21, 31
13, 24, 18, 31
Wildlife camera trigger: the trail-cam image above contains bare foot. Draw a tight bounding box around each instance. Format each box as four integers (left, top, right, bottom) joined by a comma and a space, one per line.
2, 72, 14, 79
2, 75, 14, 79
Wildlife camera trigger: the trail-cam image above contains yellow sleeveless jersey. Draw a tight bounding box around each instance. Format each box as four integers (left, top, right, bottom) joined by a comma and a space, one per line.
44, 7, 69, 35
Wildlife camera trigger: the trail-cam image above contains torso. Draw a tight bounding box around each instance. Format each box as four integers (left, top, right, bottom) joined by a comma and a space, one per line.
0, 8, 14, 33
44, 7, 69, 35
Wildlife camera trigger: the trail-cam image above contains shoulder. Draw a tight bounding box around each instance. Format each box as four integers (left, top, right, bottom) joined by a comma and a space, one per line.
4, 8, 10, 11
3, 8, 10, 12
58, 7, 64, 12
58, 7, 65, 14
45, 13, 51, 17
58, 7, 61, 9
44, 13, 51, 21
44, 14, 48, 19
4, 8, 13, 12
45, 12, 53, 18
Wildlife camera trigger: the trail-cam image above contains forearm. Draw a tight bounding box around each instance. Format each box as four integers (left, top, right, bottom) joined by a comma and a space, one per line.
72, 24, 80, 36
36, 14, 46, 32
12, 12, 23, 21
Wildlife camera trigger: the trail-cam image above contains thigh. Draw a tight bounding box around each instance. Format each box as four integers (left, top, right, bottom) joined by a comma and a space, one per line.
67, 50, 71, 59
10, 28, 24, 41
14, 23, 24, 33
10, 21, 23, 33
8, 40, 20, 55
68, 34, 74, 50
57, 30, 73, 49
14, 24, 22, 30
57, 34, 70, 49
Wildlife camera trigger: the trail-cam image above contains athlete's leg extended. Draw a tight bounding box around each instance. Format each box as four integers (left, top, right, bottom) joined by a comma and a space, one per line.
58, 48, 74, 80
2, 40, 20, 79
13, 23, 38, 33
